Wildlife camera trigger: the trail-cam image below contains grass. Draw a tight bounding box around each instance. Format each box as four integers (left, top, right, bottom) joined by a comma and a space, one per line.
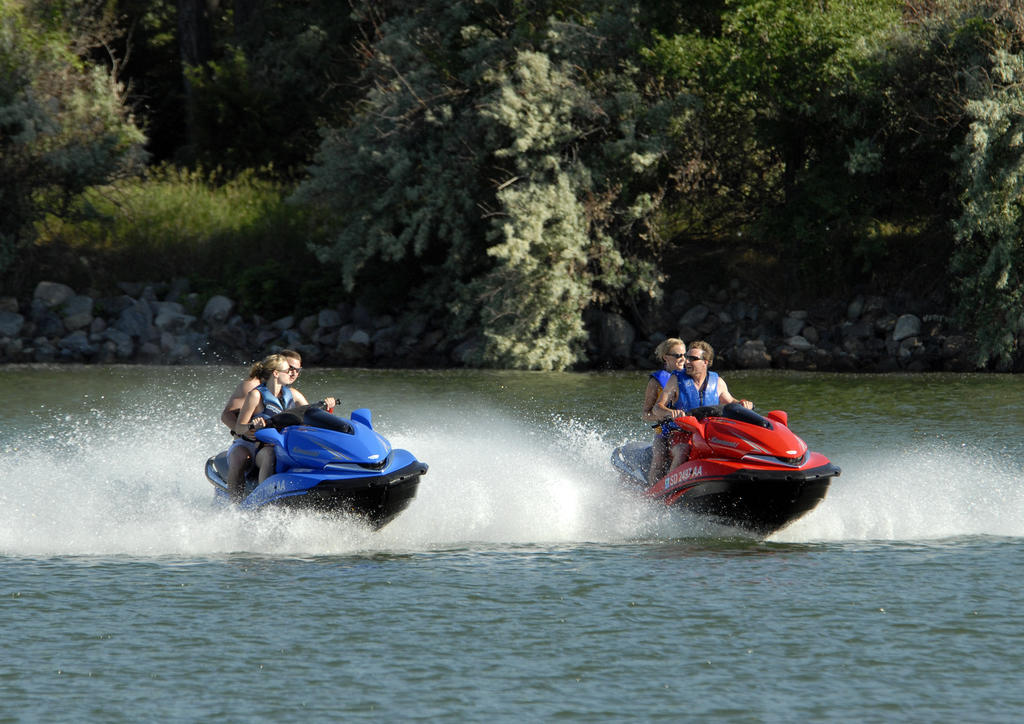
28, 165, 334, 315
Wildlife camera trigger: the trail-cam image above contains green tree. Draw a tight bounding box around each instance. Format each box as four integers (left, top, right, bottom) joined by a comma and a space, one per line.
645, 0, 903, 291
295, 1, 667, 369
953, 50, 1024, 369
0, 0, 146, 283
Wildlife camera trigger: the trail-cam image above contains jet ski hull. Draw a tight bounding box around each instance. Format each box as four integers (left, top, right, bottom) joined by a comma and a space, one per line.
205, 451, 425, 530
611, 405, 840, 536
206, 406, 426, 530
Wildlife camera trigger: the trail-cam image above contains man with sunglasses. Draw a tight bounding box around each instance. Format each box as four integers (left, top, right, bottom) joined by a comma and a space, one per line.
219, 349, 304, 500
653, 340, 754, 473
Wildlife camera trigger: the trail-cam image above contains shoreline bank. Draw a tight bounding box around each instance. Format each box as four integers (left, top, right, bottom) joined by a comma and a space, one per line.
0, 279, 981, 372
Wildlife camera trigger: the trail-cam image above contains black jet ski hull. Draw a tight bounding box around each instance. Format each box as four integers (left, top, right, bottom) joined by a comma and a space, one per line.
611, 440, 840, 536
205, 451, 426, 530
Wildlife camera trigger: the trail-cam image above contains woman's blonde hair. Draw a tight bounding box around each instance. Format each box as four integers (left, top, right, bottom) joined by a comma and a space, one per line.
653, 337, 686, 361
247, 349, 301, 380
248, 353, 288, 383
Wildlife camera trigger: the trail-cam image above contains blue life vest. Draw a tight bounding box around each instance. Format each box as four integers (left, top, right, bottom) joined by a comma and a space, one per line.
673, 370, 720, 411
255, 384, 295, 422
651, 369, 685, 410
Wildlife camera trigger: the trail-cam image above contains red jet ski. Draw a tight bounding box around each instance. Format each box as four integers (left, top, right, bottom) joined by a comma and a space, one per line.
611, 403, 840, 536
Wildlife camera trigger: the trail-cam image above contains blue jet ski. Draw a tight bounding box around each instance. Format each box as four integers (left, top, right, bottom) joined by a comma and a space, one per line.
205, 404, 427, 529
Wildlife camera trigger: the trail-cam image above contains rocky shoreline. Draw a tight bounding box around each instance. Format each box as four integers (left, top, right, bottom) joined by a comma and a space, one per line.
0, 279, 978, 372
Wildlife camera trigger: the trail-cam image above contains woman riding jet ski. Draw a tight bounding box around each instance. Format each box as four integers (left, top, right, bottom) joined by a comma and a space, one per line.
611, 403, 840, 536
206, 403, 427, 530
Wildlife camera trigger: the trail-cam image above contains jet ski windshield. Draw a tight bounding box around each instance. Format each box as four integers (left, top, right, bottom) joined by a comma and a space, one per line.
720, 402, 771, 428
689, 403, 771, 428
303, 406, 355, 434
268, 405, 355, 434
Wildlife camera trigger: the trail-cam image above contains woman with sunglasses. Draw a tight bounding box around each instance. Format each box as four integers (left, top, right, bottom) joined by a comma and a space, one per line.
220, 349, 303, 502
233, 353, 340, 492
641, 337, 687, 485
654, 340, 754, 473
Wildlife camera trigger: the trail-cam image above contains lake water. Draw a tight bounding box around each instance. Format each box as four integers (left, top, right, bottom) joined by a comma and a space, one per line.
2, 365, 1023, 721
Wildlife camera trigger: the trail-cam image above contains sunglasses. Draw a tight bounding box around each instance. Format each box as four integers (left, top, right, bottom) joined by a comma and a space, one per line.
288, 365, 301, 375
665, 352, 685, 359
685, 354, 704, 361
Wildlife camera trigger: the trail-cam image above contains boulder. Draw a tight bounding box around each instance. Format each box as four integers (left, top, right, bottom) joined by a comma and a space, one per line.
734, 339, 771, 369
679, 304, 710, 328
317, 308, 342, 329
597, 311, 635, 362
114, 299, 154, 340
271, 315, 294, 331
784, 335, 814, 351
892, 314, 922, 342
103, 328, 135, 358
781, 315, 805, 337
58, 330, 95, 358
0, 311, 24, 337
34, 281, 74, 308
202, 295, 235, 324
61, 294, 94, 331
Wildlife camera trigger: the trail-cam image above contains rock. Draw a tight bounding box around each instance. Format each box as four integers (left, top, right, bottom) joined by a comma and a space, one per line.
874, 312, 898, 336
785, 335, 814, 351
734, 339, 771, 369
317, 308, 342, 329
847, 295, 865, 320
114, 299, 154, 340
160, 332, 193, 361
781, 315, 805, 337
0, 311, 24, 337
271, 315, 294, 331
137, 341, 162, 360
841, 320, 872, 340
58, 330, 94, 358
202, 295, 235, 324
280, 329, 304, 348
892, 313, 922, 342
0, 297, 19, 313
373, 327, 401, 359
103, 328, 135, 358
30, 302, 65, 338
255, 328, 280, 347
154, 310, 196, 334
679, 304, 710, 328
3, 337, 24, 360
299, 314, 318, 336
31, 336, 57, 362
312, 328, 338, 346
151, 300, 184, 316
336, 339, 371, 364
352, 304, 374, 329
34, 281, 75, 308
596, 312, 635, 362
61, 295, 94, 331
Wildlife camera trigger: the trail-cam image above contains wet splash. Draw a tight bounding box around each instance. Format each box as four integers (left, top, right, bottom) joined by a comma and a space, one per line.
4, 399, 1022, 556
775, 439, 1024, 542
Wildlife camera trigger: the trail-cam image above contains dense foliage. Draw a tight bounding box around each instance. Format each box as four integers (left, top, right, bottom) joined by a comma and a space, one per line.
0, 0, 145, 277
294, 2, 667, 368
6, 0, 1024, 369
